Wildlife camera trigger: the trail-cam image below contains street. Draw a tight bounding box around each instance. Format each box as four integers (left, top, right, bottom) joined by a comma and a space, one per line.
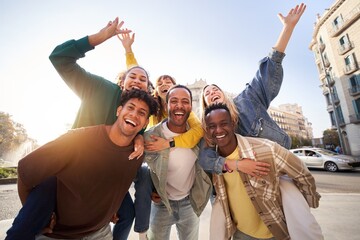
1, 169, 360, 239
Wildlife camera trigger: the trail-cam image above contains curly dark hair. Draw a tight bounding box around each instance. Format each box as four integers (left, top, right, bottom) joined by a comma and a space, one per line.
204, 102, 230, 118
119, 89, 159, 117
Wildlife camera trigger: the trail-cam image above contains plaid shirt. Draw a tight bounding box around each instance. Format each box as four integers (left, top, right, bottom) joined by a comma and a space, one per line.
213, 134, 321, 240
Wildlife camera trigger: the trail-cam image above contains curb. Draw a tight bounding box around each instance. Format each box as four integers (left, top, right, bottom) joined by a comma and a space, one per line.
0, 178, 17, 185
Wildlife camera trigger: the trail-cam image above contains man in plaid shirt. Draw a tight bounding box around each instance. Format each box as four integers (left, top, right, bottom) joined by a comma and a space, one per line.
203, 103, 321, 240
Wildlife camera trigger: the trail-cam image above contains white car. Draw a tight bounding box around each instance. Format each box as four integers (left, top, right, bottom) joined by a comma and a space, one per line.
290, 148, 360, 172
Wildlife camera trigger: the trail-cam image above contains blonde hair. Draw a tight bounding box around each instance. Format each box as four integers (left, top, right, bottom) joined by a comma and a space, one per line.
200, 84, 239, 145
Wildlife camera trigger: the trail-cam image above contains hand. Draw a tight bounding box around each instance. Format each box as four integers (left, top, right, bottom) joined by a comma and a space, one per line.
151, 192, 161, 203
145, 135, 170, 152
117, 32, 135, 53
110, 213, 119, 224
40, 212, 56, 234
129, 134, 144, 160
228, 159, 270, 178
278, 3, 306, 28
89, 17, 132, 47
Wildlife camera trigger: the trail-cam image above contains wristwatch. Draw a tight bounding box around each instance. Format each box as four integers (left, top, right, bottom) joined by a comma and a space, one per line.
169, 139, 175, 148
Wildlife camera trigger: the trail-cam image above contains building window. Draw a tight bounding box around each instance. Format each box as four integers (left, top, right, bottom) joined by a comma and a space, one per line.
344, 53, 358, 74
332, 16, 343, 31
325, 93, 331, 106
349, 75, 360, 95
335, 105, 345, 125
352, 98, 360, 119
330, 111, 335, 126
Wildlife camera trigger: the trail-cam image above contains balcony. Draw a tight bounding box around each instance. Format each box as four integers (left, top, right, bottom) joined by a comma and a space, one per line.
343, 62, 359, 75
319, 71, 326, 80
349, 85, 360, 96
324, 59, 331, 68
330, 5, 360, 37
338, 41, 354, 55
349, 113, 360, 124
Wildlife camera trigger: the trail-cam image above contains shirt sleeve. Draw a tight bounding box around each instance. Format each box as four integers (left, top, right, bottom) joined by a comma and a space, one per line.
173, 111, 204, 148
234, 49, 285, 109
49, 36, 120, 101
126, 52, 139, 69
198, 138, 225, 174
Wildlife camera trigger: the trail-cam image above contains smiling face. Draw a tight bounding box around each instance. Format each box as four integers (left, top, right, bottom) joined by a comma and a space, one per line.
123, 67, 149, 92
205, 108, 237, 156
167, 87, 192, 133
116, 98, 150, 138
155, 76, 176, 100
203, 84, 225, 106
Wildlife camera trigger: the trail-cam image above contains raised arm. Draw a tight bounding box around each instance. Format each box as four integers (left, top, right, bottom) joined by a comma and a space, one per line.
273, 3, 306, 53
49, 18, 131, 101
118, 32, 138, 68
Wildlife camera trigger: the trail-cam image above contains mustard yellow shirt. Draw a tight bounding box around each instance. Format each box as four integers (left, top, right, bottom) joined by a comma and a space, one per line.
126, 52, 203, 148
224, 147, 273, 238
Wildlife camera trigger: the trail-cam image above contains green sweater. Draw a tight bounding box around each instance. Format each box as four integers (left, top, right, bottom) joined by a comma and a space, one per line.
49, 36, 122, 129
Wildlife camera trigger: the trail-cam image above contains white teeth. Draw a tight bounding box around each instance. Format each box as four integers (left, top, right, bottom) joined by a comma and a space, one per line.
211, 96, 220, 102
216, 134, 225, 139
132, 86, 140, 90
174, 112, 184, 115
125, 119, 137, 127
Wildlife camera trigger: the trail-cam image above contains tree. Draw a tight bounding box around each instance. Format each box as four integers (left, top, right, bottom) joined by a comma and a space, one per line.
0, 112, 29, 158
322, 129, 339, 148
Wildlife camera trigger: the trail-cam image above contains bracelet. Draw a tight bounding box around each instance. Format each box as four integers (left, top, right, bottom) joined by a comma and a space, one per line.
236, 159, 240, 172
224, 163, 233, 173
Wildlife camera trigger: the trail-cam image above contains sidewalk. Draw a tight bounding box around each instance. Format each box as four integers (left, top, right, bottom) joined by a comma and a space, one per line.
1, 193, 360, 240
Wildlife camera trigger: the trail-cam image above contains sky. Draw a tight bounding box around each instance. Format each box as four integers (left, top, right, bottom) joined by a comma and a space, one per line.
0, 0, 336, 145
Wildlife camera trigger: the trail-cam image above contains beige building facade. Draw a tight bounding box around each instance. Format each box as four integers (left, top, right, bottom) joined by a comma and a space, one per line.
309, 0, 360, 156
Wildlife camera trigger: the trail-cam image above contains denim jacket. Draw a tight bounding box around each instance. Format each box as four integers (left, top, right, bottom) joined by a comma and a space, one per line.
199, 49, 291, 173
144, 121, 212, 216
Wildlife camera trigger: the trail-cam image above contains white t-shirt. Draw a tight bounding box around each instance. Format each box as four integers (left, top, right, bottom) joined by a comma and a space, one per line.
161, 122, 196, 200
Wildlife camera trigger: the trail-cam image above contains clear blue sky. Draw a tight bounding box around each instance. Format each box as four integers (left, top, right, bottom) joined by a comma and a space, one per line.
0, 0, 336, 144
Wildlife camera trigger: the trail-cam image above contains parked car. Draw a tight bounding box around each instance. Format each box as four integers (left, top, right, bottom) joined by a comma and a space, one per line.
290, 147, 360, 172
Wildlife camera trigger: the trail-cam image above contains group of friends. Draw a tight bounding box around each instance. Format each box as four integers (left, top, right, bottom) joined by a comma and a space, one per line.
6, 3, 325, 240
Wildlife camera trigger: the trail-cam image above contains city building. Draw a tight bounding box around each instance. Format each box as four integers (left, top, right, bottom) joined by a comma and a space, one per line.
268, 104, 313, 141
309, 0, 360, 156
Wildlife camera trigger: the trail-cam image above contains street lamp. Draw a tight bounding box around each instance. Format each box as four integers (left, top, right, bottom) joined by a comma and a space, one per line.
318, 48, 346, 153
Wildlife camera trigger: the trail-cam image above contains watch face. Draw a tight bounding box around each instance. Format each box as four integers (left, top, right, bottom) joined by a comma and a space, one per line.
170, 140, 175, 148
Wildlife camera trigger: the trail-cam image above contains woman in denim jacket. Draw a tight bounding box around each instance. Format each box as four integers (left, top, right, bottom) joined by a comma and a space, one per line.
199, 3, 324, 240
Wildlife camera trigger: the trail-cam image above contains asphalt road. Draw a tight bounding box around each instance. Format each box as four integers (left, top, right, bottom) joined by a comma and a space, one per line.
1, 169, 360, 221
1, 169, 360, 240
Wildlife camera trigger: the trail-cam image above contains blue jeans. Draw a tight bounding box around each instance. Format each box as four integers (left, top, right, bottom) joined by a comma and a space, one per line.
148, 196, 199, 240
113, 164, 154, 239
6, 177, 57, 240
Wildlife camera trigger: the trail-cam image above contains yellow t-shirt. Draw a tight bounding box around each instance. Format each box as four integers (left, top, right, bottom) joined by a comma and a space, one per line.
223, 147, 273, 238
